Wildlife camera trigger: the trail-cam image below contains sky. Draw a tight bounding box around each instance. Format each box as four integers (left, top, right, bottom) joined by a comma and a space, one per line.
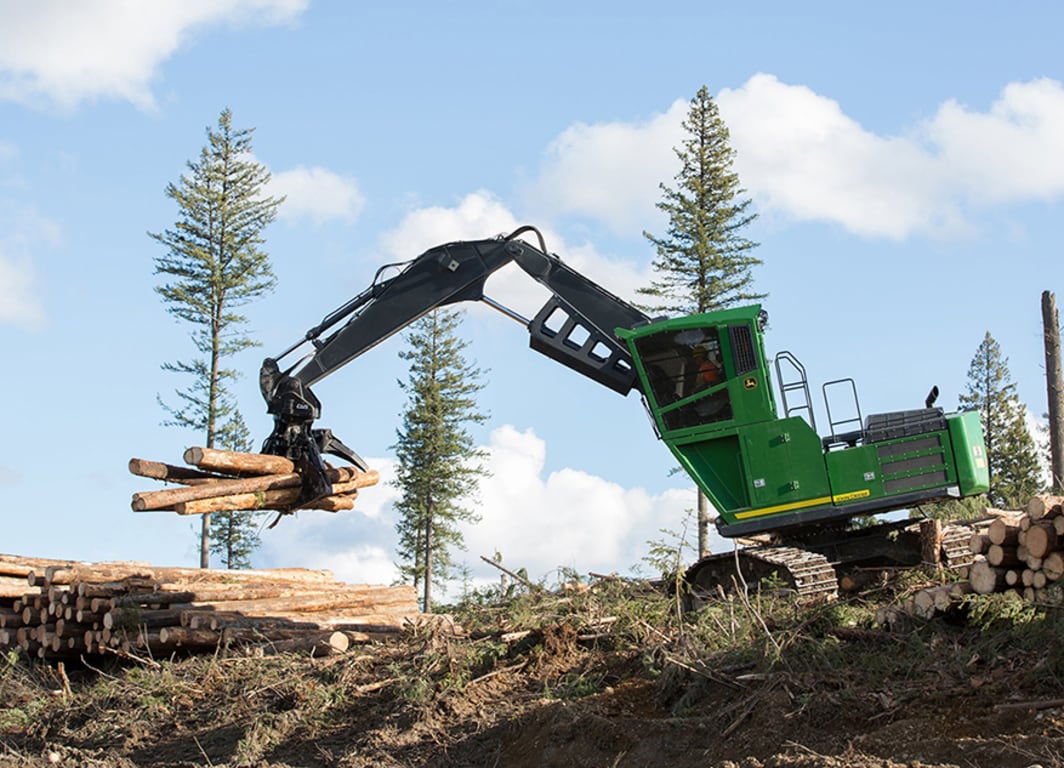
1, 2, 1061, 596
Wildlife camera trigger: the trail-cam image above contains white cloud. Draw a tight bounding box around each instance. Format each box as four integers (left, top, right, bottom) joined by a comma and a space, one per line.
525, 102, 686, 237
0, 204, 59, 330
461, 426, 697, 581
378, 190, 522, 259
377, 191, 653, 319
0, 0, 308, 110
0, 255, 44, 329
716, 74, 959, 239
719, 74, 1064, 238
270, 165, 365, 225
257, 428, 701, 589
925, 78, 1064, 206
527, 74, 1064, 240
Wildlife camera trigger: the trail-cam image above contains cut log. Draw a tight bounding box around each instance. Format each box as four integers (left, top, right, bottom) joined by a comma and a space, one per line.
1025, 521, 1059, 559
172, 486, 361, 516
920, 519, 943, 566
132, 467, 378, 511
970, 558, 1007, 594
221, 628, 353, 655
127, 458, 225, 486
1027, 495, 1064, 521
183, 447, 296, 477
1044, 551, 1064, 581
913, 586, 947, 619
39, 564, 154, 587
987, 544, 1021, 568
987, 518, 1020, 546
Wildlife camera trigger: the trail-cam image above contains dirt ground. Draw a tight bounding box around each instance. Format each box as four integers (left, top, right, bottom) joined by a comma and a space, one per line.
4, 592, 1064, 767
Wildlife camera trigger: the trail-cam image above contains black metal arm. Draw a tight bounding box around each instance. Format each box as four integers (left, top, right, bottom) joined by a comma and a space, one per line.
259, 226, 651, 505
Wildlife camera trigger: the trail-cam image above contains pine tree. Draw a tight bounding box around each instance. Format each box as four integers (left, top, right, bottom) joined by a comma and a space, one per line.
392, 308, 488, 612
149, 108, 282, 567
641, 84, 763, 556
959, 332, 1043, 508
208, 409, 265, 569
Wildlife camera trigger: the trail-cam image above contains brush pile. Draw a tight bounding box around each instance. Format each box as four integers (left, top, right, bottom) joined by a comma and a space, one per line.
0, 555, 420, 660
128, 447, 379, 516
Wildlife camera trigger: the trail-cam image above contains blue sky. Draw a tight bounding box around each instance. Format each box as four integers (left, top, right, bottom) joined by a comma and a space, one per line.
1, 2, 1060, 592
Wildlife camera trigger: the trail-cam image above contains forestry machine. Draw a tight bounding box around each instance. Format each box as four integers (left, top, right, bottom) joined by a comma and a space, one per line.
259, 226, 990, 599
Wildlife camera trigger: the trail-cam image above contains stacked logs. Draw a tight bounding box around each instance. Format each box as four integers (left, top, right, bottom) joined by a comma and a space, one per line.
969, 494, 1064, 601
129, 447, 380, 516
0, 555, 419, 660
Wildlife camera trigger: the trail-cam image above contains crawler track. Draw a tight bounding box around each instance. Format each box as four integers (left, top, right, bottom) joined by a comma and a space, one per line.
684, 546, 838, 607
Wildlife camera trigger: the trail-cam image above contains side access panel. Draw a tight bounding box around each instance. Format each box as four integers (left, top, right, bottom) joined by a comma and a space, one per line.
721, 418, 832, 528
948, 410, 990, 495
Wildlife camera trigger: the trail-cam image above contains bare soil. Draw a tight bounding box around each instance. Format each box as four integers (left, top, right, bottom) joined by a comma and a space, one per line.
3, 587, 1064, 767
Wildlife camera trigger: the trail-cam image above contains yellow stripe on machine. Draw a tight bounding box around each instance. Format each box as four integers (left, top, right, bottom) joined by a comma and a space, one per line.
735, 496, 833, 520
832, 489, 871, 503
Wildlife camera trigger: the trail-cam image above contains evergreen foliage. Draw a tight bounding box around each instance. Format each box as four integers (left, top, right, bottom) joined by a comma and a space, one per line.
640, 85, 762, 555
392, 308, 489, 612
959, 332, 1043, 508
149, 108, 282, 567
640, 85, 763, 316
208, 409, 265, 569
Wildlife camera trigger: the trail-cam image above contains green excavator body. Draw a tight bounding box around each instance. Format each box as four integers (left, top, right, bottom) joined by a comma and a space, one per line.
616, 305, 990, 538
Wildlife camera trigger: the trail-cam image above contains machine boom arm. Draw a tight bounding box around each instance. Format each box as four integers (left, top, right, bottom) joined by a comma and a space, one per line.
259, 227, 650, 505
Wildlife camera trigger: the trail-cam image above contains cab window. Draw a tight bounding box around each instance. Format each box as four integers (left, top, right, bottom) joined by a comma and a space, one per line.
636, 326, 729, 410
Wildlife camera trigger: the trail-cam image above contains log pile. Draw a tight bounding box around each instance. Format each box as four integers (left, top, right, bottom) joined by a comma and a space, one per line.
0, 554, 420, 660
968, 494, 1064, 601
129, 447, 380, 516
878, 496, 1064, 628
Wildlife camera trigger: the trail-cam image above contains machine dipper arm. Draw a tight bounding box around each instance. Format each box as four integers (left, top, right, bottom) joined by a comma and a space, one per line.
260, 226, 651, 505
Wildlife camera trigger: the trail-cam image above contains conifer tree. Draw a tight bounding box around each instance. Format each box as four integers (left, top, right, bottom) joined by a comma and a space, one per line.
150, 108, 283, 567
208, 409, 265, 569
641, 84, 763, 556
959, 332, 1043, 508
392, 308, 488, 612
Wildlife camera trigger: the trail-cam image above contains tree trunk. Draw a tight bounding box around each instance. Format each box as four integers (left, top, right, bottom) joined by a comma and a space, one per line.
697, 489, 710, 558
1044, 291, 1063, 492
920, 518, 942, 566
423, 501, 433, 613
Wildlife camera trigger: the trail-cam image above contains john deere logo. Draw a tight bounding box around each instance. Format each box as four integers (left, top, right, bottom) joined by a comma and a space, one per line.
743, 377, 757, 390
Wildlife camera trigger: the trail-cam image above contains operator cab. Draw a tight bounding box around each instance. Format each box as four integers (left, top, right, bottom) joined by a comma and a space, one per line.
617, 305, 988, 538
619, 305, 773, 438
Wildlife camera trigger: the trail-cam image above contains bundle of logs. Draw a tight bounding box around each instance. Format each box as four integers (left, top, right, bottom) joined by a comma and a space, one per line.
0, 555, 419, 661
128, 447, 380, 517
968, 494, 1064, 600
878, 495, 1064, 626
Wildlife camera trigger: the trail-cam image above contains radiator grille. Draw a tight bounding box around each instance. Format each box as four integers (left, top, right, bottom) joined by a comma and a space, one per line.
729, 324, 757, 374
